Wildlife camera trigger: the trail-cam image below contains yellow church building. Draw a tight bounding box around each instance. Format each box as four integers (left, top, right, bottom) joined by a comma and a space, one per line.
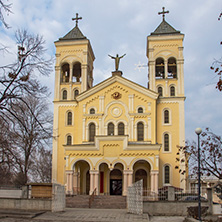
52, 9, 186, 196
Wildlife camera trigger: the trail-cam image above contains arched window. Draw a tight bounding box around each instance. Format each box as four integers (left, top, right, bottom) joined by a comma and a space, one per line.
164, 165, 170, 184
138, 107, 143, 113
118, 122, 124, 135
164, 110, 169, 124
170, 86, 175, 96
89, 123, 95, 142
73, 62, 81, 82
61, 63, 70, 82
67, 135, 72, 145
90, 108, 95, 114
108, 122, 114, 135
158, 86, 163, 96
74, 89, 79, 99
62, 90, 67, 100
164, 133, 169, 151
67, 112, 72, 125
137, 122, 144, 141
168, 57, 177, 78
155, 58, 165, 79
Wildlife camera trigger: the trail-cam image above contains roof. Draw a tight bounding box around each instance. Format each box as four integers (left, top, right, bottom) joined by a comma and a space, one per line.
151, 19, 181, 35
59, 25, 86, 41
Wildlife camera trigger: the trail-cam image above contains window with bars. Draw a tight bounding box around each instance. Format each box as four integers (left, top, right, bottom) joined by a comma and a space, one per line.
138, 107, 143, 113
158, 87, 163, 96
89, 123, 95, 142
62, 90, 67, 100
90, 108, 95, 114
67, 112, 72, 125
137, 122, 144, 141
118, 122, 124, 135
108, 122, 114, 135
164, 165, 170, 184
164, 110, 169, 124
170, 86, 175, 96
67, 135, 72, 145
164, 133, 169, 151
74, 89, 79, 98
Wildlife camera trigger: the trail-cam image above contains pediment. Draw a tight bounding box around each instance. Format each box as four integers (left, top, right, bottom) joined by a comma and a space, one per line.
77, 75, 158, 102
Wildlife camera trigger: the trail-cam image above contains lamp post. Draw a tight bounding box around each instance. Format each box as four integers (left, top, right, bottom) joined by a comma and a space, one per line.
195, 127, 202, 221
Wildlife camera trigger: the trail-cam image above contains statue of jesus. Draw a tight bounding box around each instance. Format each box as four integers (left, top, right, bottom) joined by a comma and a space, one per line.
108, 54, 126, 71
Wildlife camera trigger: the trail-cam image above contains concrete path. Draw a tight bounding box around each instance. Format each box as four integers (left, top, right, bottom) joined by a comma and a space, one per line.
0, 208, 149, 222
149, 216, 185, 222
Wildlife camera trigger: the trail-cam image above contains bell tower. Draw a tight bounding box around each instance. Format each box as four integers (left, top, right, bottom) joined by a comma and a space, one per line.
147, 7, 184, 98
54, 13, 95, 101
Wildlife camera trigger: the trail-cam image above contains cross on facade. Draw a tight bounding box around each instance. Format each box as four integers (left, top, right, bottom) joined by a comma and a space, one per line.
72, 13, 82, 27
158, 7, 169, 20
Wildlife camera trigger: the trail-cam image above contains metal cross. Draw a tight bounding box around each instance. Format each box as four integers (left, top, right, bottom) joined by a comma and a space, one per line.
158, 7, 169, 20
72, 13, 82, 27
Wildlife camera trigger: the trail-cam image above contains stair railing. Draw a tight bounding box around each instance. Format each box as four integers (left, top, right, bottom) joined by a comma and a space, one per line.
89, 188, 97, 208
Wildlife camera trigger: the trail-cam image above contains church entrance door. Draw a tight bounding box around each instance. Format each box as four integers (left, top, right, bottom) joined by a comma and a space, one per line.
110, 169, 122, 195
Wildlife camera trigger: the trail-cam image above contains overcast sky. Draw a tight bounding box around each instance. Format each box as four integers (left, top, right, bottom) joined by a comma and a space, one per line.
0, 0, 221, 141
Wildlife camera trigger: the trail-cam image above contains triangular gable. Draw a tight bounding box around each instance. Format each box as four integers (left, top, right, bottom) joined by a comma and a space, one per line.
77, 75, 158, 101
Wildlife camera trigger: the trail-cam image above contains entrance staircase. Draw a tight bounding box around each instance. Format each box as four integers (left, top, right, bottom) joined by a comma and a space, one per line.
66, 195, 126, 209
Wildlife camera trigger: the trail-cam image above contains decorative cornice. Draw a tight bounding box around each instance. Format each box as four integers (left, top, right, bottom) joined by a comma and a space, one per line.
119, 152, 155, 157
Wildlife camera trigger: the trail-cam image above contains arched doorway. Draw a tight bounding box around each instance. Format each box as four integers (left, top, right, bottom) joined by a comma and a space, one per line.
133, 160, 151, 190
110, 163, 124, 195
73, 160, 90, 195
110, 169, 122, 195
99, 163, 110, 195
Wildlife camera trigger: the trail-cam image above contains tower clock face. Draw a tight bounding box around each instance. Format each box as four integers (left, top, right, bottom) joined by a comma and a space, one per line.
112, 92, 121, 100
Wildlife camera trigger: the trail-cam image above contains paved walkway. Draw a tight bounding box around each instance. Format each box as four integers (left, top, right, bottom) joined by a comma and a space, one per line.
0, 208, 149, 222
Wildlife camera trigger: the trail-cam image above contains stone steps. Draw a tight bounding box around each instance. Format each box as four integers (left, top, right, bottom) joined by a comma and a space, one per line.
66, 195, 126, 209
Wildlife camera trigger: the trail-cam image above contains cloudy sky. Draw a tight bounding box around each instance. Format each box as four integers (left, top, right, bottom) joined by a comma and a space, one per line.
0, 0, 221, 141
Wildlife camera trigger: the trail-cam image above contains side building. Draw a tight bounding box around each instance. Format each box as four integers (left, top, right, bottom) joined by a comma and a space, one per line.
52, 11, 186, 195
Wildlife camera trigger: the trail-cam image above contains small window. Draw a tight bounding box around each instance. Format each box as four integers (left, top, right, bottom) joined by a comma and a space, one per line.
164, 110, 169, 124
89, 123, 95, 142
137, 122, 144, 141
164, 165, 170, 184
67, 112, 72, 125
67, 135, 72, 145
108, 123, 114, 135
164, 134, 169, 151
138, 107, 143, 113
90, 108, 95, 114
155, 58, 165, 79
158, 87, 163, 96
170, 86, 175, 96
74, 89, 79, 99
118, 122, 124, 135
62, 90, 67, 100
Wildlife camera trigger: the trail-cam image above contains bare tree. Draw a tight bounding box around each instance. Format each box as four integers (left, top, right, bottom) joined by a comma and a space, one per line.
210, 11, 222, 91
0, 29, 53, 127
176, 128, 222, 180
1, 96, 53, 185
0, 0, 12, 28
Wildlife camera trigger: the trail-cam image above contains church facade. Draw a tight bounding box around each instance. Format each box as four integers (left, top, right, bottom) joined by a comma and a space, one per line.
52, 10, 186, 196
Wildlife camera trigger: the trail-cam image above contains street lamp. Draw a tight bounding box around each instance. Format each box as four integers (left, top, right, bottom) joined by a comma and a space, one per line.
195, 127, 202, 221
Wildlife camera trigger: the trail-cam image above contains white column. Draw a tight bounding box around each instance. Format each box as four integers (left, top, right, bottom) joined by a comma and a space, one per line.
123, 170, 128, 196
73, 172, 78, 195
90, 170, 94, 195
81, 64, 88, 92
150, 171, 155, 192
127, 170, 133, 187
94, 170, 99, 195
130, 117, 134, 140
99, 96, 105, 112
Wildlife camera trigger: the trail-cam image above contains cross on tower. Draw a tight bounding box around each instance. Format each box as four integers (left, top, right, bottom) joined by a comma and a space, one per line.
158, 7, 169, 20
72, 13, 82, 27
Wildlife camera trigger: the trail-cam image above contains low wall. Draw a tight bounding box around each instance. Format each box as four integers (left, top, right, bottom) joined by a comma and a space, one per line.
0, 190, 22, 198
143, 201, 210, 216
0, 198, 52, 211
